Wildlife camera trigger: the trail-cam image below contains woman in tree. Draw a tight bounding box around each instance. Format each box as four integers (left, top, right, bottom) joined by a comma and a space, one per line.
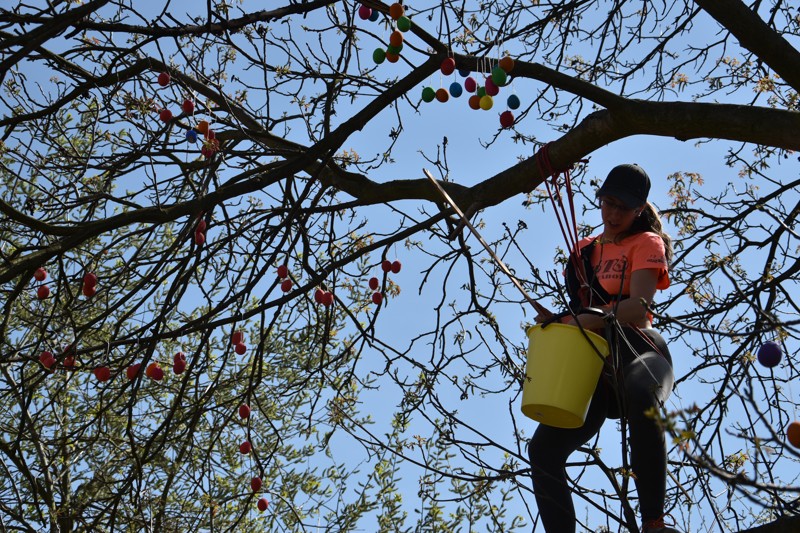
528, 164, 680, 533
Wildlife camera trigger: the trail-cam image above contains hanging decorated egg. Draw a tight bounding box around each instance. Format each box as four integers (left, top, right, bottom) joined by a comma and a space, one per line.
373, 48, 386, 64
435, 88, 449, 102
507, 94, 521, 110
485, 77, 500, 96
385, 52, 400, 63
788, 421, 800, 448
491, 66, 508, 86
182, 99, 195, 114
358, 5, 372, 20
479, 95, 494, 110
499, 55, 515, 73
386, 43, 403, 55
390, 31, 404, 48
397, 15, 411, 32
464, 76, 477, 93
421, 86, 436, 103
440, 57, 456, 75
389, 2, 404, 20
449, 81, 463, 98
159, 109, 173, 122
369, 9, 380, 22
476, 86, 486, 98
757, 341, 782, 368
499, 110, 514, 128
468, 95, 481, 110
196, 120, 210, 135
186, 129, 198, 143
458, 68, 471, 77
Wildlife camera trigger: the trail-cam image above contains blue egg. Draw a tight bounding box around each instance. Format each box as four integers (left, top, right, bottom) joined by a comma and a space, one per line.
369, 9, 380, 22
507, 94, 521, 110
458, 68, 471, 77
449, 81, 463, 98
186, 129, 198, 143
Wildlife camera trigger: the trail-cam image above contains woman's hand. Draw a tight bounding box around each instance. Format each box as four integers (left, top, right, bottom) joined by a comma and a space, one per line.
567, 312, 605, 330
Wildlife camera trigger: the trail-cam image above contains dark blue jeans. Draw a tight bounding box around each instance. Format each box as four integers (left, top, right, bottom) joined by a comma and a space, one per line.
527, 327, 674, 532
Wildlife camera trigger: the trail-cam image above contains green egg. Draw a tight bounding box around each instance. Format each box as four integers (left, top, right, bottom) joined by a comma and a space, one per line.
397, 16, 411, 32
491, 66, 508, 86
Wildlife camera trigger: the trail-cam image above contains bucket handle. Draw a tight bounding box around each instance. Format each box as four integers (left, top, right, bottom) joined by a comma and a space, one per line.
540, 306, 607, 328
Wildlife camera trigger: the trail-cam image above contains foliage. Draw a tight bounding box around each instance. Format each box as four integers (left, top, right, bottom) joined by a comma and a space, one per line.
1, 0, 800, 531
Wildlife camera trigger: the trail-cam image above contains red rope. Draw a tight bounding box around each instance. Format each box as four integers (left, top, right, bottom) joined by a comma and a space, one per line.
535, 144, 589, 297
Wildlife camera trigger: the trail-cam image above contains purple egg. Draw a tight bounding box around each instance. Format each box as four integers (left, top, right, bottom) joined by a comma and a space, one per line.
757, 341, 782, 368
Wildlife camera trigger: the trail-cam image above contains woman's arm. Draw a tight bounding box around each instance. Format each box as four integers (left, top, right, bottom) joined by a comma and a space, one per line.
568, 268, 660, 329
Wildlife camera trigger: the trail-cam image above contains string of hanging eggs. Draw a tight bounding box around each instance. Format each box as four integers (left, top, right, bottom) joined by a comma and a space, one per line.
359, 2, 521, 130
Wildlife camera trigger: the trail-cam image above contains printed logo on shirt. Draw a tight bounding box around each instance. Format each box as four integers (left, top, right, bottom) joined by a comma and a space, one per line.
595, 256, 628, 281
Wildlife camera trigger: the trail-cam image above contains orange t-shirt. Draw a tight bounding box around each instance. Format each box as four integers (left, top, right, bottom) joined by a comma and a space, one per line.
575, 232, 670, 297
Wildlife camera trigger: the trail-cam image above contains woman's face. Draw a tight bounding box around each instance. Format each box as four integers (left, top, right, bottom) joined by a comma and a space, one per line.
598, 196, 642, 234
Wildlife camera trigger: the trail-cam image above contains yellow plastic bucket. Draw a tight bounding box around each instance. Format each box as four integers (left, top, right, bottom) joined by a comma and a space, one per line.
521, 323, 610, 428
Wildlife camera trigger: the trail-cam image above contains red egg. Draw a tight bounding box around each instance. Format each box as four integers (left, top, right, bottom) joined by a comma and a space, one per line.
788, 421, 800, 448
485, 77, 500, 96
358, 5, 372, 20
440, 57, 456, 75
500, 110, 515, 129
314, 288, 325, 304
93, 366, 111, 382
323, 291, 334, 307
257, 497, 269, 512
464, 76, 477, 93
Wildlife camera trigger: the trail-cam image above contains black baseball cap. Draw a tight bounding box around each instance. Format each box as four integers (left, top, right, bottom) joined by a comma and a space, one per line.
595, 164, 650, 208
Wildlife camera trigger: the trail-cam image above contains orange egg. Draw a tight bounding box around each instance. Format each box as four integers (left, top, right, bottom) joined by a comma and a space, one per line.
435, 88, 449, 103
196, 120, 210, 135
389, 2, 404, 20
468, 94, 481, 110
389, 30, 403, 48
385, 52, 400, 63
499, 55, 515, 73
788, 421, 800, 448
